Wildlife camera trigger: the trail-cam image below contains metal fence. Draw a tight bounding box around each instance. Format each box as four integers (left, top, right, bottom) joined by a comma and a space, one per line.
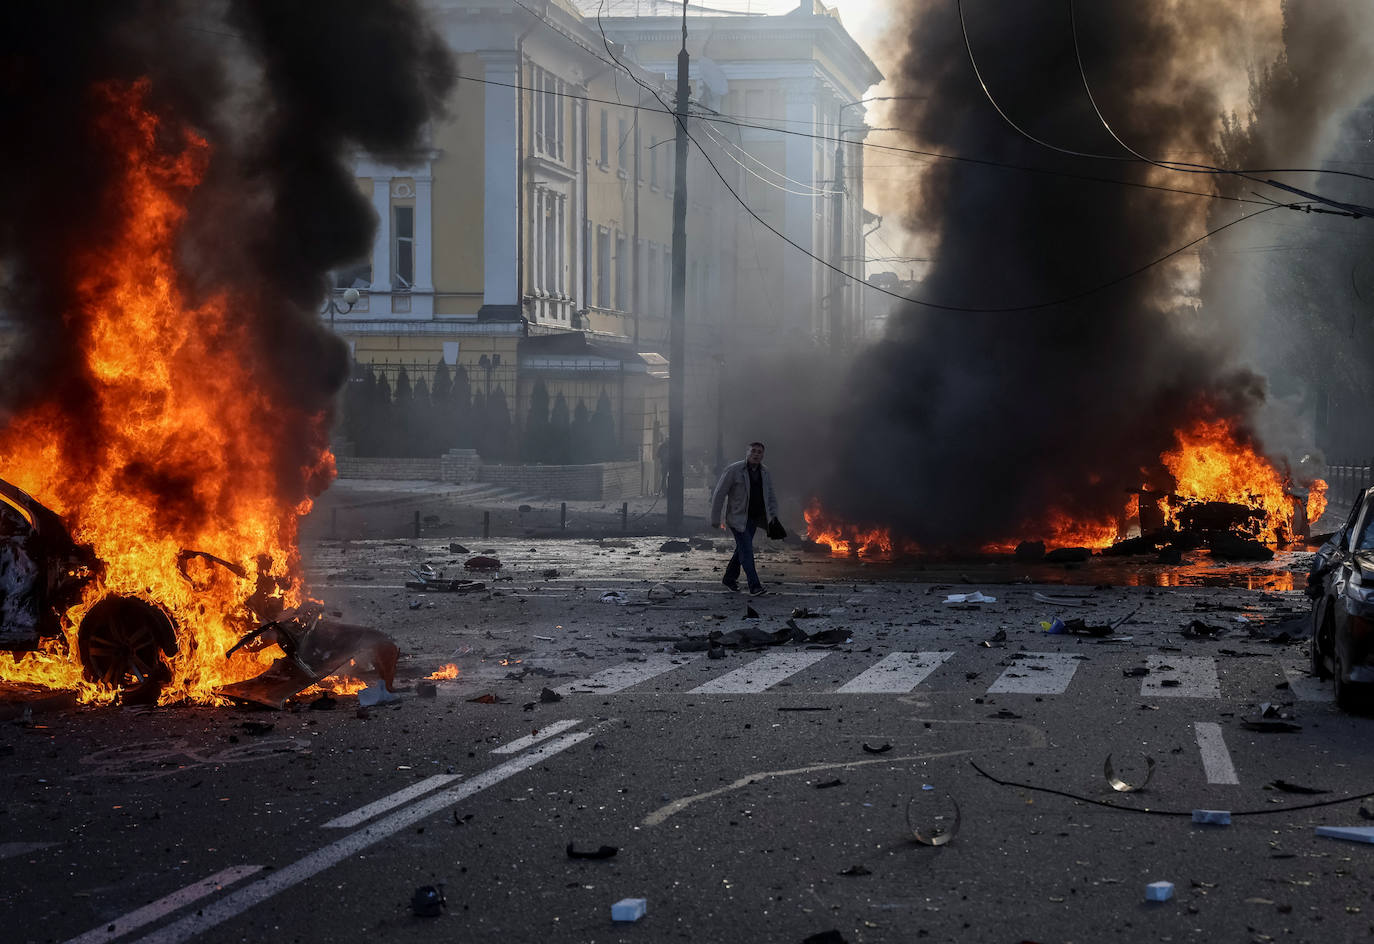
1325, 460, 1374, 509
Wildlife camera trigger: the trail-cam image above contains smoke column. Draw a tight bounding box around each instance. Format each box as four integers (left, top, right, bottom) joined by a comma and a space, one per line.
816, 0, 1347, 547
0, 0, 451, 514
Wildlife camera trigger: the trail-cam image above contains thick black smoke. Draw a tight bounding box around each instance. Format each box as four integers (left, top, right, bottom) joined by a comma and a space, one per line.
0, 0, 451, 504
817, 1, 1285, 546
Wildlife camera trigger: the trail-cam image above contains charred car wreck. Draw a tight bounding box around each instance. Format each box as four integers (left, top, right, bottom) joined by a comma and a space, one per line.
1, 476, 398, 707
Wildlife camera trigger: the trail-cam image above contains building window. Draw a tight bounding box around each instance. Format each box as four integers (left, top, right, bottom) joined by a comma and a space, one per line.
599, 109, 609, 166
614, 232, 627, 311
543, 193, 558, 295
531, 66, 565, 161
596, 227, 611, 309
393, 205, 414, 289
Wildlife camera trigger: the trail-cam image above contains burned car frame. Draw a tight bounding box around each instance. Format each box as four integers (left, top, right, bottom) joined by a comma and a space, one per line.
1308, 484, 1374, 711
1, 476, 178, 700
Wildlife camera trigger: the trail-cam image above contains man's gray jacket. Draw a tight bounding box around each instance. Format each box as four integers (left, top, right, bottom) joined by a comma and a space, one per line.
710, 460, 779, 532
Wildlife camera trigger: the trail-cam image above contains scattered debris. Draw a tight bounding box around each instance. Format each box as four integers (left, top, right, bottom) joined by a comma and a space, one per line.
541, 568, 560, 579
989, 708, 1021, 719
745, 606, 760, 620
1041, 617, 1112, 637
1145, 881, 1174, 902
861, 742, 892, 754
814, 779, 844, 789
566, 842, 618, 859
1033, 591, 1091, 607
838, 865, 872, 876
1316, 826, 1374, 845
239, 720, 274, 736
1240, 719, 1302, 733
1122, 667, 1149, 678
416, 682, 437, 699
1192, 809, 1232, 826
659, 540, 691, 553
646, 583, 682, 602
405, 564, 485, 593
611, 898, 647, 922
358, 684, 400, 707
411, 884, 446, 917
944, 591, 996, 604
448, 543, 469, 554
1014, 540, 1045, 561
800, 932, 848, 944
1104, 754, 1155, 793
791, 607, 820, 619
1182, 620, 1227, 639
533, 634, 555, 642
979, 628, 1007, 647
1045, 547, 1091, 564
467, 693, 507, 704
464, 556, 501, 571
907, 792, 960, 846
540, 687, 562, 703
600, 591, 627, 604
1269, 780, 1327, 795
308, 694, 337, 711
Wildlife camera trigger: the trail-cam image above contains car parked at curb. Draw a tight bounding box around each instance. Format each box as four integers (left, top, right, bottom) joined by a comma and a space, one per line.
1308, 484, 1374, 711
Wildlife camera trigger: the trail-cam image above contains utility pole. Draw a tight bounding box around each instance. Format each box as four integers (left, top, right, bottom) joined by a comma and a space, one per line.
666, 0, 689, 532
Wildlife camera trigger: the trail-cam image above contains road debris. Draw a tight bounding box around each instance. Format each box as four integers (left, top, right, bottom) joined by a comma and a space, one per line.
411, 884, 446, 917
944, 591, 996, 604
1316, 826, 1374, 844
566, 842, 618, 859
358, 684, 400, 707
1033, 591, 1091, 607
838, 864, 872, 876
464, 555, 501, 571
1268, 779, 1327, 795
405, 564, 485, 593
611, 898, 647, 922
1145, 881, 1174, 902
907, 791, 960, 846
1104, 754, 1155, 792
1192, 809, 1231, 825
861, 742, 892, 754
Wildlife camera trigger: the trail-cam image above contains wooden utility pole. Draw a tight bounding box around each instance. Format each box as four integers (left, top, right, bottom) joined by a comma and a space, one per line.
666, 1, 689, 532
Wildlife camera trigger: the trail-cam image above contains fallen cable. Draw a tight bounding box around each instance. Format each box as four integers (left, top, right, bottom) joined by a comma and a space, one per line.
969, 759, 1374, 817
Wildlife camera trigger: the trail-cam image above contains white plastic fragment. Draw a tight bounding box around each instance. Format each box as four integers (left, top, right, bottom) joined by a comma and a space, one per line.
611, 898, 647, 921
1192, 809, 1232, 825
1316, 826, 1374, 844
1145, 881, 1174, 902
944, 591, 997, 604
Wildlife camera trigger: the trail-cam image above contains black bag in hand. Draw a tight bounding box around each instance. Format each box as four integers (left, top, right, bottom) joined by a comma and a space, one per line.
766, 517, 787, 540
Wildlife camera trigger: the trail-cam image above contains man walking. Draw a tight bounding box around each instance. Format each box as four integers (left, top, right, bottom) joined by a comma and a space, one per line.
710, 441, 778, 595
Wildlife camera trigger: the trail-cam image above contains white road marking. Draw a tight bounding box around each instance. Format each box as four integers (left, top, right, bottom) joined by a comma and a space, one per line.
987, 653, 1082, 695
1280, 658, 1333, 702
491, 718, 584, 754
127, 732, 592, 944
62, 866, 264, 944
689, 651, 832, 694
321, 774, 462, 829
0, 841, 56, 860
1194, 721, 1240, 785
836, 652, 954, 694
1143, 655, 1220, 698
556, 653, 702, 695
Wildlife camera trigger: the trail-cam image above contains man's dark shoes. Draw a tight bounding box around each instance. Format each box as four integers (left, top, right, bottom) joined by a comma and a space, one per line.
749, 585, 767, 596
722, 579, 740, 592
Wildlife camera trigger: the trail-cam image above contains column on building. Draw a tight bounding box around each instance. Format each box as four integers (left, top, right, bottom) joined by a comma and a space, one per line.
479, 49, 521, 320
782, 80, 817, 338
369, 176, 392, 297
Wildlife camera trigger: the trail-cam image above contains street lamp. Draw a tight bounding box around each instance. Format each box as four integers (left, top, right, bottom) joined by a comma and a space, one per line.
324, 286, 361, 331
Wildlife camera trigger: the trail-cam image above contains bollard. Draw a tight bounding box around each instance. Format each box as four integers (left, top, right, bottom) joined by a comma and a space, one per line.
414, 510, 421, 538
560, 502, 567, 531
622, 502, 629, 531
483, 510, 491, 539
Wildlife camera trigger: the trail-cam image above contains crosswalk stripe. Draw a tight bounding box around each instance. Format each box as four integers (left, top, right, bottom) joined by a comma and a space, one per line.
1280, 657, 1332, 702
1143, 655, 1220, 698
1194, 721, 1240, 784
987, 653, 1082, 695
492, 719, 584, 754
836, 651, 954, 694
689, 651, 832, 694
556, 653, 703, 695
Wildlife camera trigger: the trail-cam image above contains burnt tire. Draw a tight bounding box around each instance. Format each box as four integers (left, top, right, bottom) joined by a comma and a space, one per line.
77, 596, 176, 703
1333, 651, 1368, 714
1311, 606, 1334, 681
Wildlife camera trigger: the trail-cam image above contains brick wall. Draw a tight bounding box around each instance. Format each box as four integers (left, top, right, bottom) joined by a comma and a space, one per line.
334, 456, 443, 480
478, 460, 643, 500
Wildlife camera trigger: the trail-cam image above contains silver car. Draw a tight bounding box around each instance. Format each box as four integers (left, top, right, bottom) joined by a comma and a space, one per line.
1308, 484, 1374, 711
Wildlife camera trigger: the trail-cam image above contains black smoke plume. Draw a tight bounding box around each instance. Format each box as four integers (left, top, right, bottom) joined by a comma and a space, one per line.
816, 0, 1312, 547
0, 0, 451, 511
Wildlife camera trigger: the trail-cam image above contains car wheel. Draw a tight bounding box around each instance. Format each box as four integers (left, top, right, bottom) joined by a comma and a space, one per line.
1334, 650, 1365, 714
77, 596, 176, 704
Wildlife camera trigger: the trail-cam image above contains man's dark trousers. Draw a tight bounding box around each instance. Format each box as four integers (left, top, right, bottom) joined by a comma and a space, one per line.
724, 521, 762, 591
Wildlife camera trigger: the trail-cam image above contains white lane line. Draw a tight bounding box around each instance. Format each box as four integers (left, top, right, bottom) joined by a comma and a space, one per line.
836, 652, 954, 694
1280, 658, 1333, 702
62, 866, 264, 944
321, 774, 462, 829
0, 841, 57, 860
987, 653, 1082, 695
689, 651, 832, 694
1194, 721, 1240, 785
127, 732, 592, 944
1144, 655, 1220, 698
556, 653, 703, 695
491, 718, 583, 754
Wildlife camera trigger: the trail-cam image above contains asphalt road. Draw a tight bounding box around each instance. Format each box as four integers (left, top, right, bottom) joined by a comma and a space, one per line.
4, 536, 1373, 944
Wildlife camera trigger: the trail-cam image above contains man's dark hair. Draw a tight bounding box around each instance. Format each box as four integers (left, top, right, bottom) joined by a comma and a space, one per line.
748, 441, 765, 451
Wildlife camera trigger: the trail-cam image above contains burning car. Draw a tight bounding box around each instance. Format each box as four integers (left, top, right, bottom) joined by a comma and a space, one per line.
1308, 485, 1374, 711
1, 476, 177, 702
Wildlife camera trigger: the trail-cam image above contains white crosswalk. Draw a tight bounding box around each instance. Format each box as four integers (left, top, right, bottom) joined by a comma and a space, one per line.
553, 649, 1335, 702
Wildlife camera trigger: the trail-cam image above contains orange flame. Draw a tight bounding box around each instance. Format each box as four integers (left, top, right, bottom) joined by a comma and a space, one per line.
803, 499, 909, 556
1307, 478, 1328, 524
427, 664, 460, 680
0, 81, 333, 703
